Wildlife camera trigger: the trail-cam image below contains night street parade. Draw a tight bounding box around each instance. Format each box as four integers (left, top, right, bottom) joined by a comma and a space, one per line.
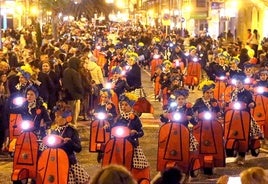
1, 0, 268, 183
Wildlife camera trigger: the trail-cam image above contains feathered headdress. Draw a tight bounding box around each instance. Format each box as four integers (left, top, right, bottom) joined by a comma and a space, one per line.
16, 64, 34, 80
245, 45, 255, 58
119, 92, 138, 107
138, 42, 144, 47
229, 56, 240, 65
153, 37, 160, 43
189, 46, 197, 53
126, 52, 139, 62
162, 60, 172, 67
198, 80, 215, 92
100, 88, 112, 98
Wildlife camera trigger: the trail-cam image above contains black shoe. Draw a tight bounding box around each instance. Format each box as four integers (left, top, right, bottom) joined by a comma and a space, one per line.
97, 152, 104, 163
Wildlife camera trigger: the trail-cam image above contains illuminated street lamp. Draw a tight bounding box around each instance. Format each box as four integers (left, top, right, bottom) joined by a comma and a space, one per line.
30, 6, 38, 17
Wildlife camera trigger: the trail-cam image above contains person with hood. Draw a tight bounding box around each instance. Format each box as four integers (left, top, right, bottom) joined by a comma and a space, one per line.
86, 53, 104, 110
29, 59, 55, 105
62, 57, 84, 125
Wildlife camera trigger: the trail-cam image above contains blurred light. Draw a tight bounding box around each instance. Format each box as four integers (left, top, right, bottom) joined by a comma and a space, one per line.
47, 11, 52, 16
106, 0, 114, 3
105, 83, 112, 89
125, 65, 131, 71
163, 9, 169, 14
231, 79, 237, 85
148, 10, 154, 17
256, 87, 264, 94
116, 1, 125, 9
13, 96, 25, 106
21, 121, 31, 130
47, 135, 56, 146
175, 60, 180, 66
15, 5, 24, 15
193, 57, 198, 62
121, 70, 126, 76
73, 0, 81, 4
153, 54, 160, 59
97, 112, 106, 120
204, 112, 212, 120
244, 78, 250, 84
184, 5, 192, 13
108, 13, 116, 21
173, 112, 182, 121
170, 101, 177, 108
115, 127, 125, 137
30, 6, 38, 16
234, 102, 241, 110
63, 16, 69, 21
174, 10, 180, 16
69, 16, 75, 21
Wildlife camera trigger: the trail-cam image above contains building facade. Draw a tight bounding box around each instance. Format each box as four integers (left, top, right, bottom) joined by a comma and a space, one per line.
139, 0, 268, 43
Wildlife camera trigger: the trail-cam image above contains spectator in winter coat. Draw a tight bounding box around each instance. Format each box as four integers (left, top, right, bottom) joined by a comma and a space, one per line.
29, 59, 55, 104
62, 57, 84, 125
41, 61, 61, 110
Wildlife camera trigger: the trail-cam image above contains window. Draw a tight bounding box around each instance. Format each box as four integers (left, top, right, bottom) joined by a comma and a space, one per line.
196, 0, 206, 7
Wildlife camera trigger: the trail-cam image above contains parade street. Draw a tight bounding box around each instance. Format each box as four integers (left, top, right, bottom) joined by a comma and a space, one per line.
1, 69, 268, 184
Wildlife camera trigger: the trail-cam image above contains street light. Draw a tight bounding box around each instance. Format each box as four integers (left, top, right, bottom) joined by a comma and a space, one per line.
30, 6, 38, 17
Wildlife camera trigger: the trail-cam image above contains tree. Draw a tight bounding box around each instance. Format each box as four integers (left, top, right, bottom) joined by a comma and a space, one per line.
39, 0, 115, 40
39, 0, 69, 40
35, 22, 42, 57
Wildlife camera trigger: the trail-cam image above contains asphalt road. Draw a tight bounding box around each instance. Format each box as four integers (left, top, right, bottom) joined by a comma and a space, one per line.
1, 68, 268, 184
